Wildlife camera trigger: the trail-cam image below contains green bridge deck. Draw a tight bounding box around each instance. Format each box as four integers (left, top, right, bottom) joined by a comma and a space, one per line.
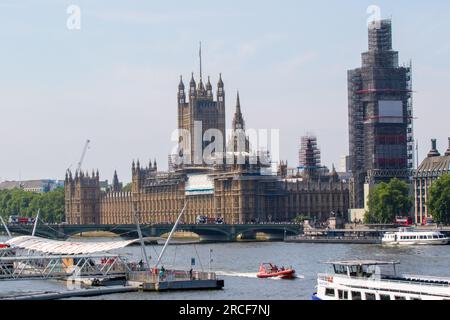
6, 223, 303, 242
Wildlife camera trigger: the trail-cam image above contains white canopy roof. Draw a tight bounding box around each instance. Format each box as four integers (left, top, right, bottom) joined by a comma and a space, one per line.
5, 236, 140, 255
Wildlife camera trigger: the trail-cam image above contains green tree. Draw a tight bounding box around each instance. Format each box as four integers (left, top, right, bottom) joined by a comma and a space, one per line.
122, 183, 132, 192
428, 174, 450, 225
365, 178, 412, 224
292, 214, 309, 224
0, 187, 65, 223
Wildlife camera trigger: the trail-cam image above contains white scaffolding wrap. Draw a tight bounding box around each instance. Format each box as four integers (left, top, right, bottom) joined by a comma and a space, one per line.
5, 236, 140, 255
185, 174, 214, 196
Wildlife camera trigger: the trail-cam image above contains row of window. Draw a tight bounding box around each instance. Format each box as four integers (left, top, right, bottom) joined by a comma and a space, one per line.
325, 288, 419, 300
400, 235, 444, 240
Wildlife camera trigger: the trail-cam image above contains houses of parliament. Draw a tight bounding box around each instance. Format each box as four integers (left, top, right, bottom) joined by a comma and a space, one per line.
65, 65, 350, 225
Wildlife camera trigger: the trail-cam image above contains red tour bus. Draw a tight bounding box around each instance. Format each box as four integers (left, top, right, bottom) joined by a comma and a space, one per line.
395, 216, 413, 226
422, 217, 434, 226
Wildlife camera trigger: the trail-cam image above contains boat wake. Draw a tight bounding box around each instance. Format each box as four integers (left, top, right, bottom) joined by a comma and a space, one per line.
216, 271, 305, 280
215, 271, 258, 278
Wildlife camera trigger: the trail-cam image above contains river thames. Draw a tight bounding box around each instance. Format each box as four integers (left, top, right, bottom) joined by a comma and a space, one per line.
1, 236, 450, 300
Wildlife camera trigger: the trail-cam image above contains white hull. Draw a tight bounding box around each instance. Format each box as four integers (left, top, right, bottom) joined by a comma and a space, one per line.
382, 239, 449, 246
316, 274, 450, 300
315, 260, 450, 301
382, 228, 449, 246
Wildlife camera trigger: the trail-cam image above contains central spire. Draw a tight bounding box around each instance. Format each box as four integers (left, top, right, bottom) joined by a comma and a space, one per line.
232, 91, 245, 130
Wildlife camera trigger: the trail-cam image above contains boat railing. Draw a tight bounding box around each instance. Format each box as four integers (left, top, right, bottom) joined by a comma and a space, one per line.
318, 273, 450, 288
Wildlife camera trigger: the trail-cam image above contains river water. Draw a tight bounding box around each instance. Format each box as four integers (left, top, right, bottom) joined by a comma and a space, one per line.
1, 236, 450, 300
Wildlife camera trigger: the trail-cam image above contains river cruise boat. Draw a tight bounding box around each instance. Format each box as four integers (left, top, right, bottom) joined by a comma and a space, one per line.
382, 228, 449, 246
312, 260, 450, 300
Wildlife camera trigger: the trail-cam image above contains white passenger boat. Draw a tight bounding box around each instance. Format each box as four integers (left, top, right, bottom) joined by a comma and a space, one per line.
313, 260, 450, 300
382, 228, 449, 246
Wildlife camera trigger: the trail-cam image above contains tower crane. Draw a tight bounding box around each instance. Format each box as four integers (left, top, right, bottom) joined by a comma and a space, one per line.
76, 139, 91, 173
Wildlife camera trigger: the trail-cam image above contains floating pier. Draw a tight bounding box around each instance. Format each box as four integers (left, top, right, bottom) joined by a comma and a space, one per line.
127, 270, 224, 292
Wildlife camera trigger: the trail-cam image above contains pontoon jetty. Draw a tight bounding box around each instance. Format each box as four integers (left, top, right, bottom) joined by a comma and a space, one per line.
0, 208, 224, 300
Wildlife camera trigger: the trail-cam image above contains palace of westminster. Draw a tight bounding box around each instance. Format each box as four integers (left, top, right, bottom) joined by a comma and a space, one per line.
58, 20, 450, 226
65, 64, 350, 225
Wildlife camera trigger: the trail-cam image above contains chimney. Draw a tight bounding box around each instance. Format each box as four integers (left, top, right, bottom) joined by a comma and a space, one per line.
445, 137, 450, 156
427, 139, 441, 158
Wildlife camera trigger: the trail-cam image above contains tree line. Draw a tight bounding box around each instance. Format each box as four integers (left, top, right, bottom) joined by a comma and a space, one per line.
0, 187, 65, 224
365, 175, 450, 225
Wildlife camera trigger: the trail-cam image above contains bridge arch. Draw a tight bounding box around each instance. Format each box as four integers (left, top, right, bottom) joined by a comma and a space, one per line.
236, 226, 300, 241
164, 226, 232, 242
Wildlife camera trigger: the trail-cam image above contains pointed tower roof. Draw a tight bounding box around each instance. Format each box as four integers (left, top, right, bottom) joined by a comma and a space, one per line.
427, 139, 441, 158
330, 164, 337, 174
113, 170, 119, 185
178, 75, 185, 91
206, 76, 212, 90
330, 164, 339, 182
197, 79, 205, 93
218, 73, 224, 87
232, 91, 245, 130
445, 137, 450, 157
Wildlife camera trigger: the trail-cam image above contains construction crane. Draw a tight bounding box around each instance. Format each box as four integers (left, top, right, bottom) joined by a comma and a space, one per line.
76, 139, 91, 173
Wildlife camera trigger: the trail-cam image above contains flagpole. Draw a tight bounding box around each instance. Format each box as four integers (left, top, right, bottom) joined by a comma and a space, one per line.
199, 41, 202, 81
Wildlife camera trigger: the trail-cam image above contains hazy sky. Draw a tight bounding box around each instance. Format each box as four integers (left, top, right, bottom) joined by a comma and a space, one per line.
0, 0, 449, 183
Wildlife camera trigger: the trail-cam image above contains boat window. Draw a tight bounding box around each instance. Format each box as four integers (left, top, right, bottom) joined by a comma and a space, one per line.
379, 294, 391, 301
338, 290, 349, 300
365, 293, 376, 300
333, 265, 348, 275
410, 297, 421, 300
433, 235, 439, 239
395, 296, 406, 300
351, 291, 362, 300
349, 265, 364, 277
325, 288, 335, 297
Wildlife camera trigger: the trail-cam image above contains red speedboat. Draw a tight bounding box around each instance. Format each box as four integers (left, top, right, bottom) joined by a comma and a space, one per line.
257, 263, 296, 279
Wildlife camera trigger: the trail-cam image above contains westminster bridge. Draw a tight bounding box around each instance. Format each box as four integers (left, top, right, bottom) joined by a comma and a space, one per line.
5, 223, 303, 242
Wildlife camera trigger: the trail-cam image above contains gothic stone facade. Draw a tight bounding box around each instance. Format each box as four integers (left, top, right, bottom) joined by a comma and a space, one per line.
65, 165, 349, 225
65, 74, 349, 225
